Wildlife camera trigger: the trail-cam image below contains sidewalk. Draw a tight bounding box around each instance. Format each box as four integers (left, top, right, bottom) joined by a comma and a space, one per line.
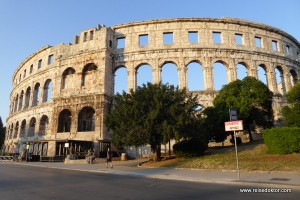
10, 159, 300, 189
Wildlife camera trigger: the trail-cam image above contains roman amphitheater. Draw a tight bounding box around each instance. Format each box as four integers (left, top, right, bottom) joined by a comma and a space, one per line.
4, 18, 300, 159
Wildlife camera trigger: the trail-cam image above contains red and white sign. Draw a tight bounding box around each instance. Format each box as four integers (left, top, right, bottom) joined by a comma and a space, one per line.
225, 120, 243, 131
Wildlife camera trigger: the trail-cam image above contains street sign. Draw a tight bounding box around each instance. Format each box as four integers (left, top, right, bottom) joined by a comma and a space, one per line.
229, 109, 238, 121
225, 120, 243, 131
224, 120, 243, 180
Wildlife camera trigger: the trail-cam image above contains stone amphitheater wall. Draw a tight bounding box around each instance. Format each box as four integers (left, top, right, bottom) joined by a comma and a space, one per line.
5, 18, 300, 157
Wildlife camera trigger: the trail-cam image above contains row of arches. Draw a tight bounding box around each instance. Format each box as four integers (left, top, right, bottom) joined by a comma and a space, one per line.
10, 63, 98, 115
114, 60, 298, 95
61, 63, 98, 89
11, 79, 52, 114
6, 115, 49, 140
7, 106, 97, 140
57, 106, 95, 133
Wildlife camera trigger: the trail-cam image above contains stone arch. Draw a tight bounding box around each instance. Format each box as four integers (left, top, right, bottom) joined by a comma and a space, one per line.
81, 63, 98, 87
187, 61, 204, 91
213, 60, 228, 90
28, 117, 36, 136
39, 115, 49, 135
24, 86, 31, 109
20, 119, 26, 137
275, 66, 285, 95
77, 106, 95, 132
18, 90, 24, 111
32, 82, 40, 106
290, 69, 298, 86
43, 79, 52, 102
14, 94, 18, 112
61, 67, 76, 89
114, 65, 128, 94
136, 63, 152, 87
9, 123, 13, 139
257, 64, 268, 85
57, 109, 72, 133
13, 121, 19, 138
236, 62, 248, 80
161, 61, 178, 87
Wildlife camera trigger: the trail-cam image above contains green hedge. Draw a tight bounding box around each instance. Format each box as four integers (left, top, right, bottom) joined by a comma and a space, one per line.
263, 127, 300, 154
173, 138, 208, 158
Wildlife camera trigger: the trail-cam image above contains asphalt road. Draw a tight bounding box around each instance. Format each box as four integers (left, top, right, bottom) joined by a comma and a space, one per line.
0, 163, 298, 200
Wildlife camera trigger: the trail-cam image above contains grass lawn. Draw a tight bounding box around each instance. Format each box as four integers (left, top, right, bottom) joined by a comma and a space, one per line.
142, 141, 300, 172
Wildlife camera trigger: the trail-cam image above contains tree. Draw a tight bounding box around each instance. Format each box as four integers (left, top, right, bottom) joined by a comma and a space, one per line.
202, 106, 228, 143
212, 77, 274, 141
105, 83, 207, 161
282, 82, 300, 127
0, 116, 6, 151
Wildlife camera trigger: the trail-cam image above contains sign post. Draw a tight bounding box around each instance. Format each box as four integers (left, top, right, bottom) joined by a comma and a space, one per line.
225, 119, 243, 180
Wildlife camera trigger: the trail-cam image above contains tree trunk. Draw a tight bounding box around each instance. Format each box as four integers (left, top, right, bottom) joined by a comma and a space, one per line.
247, 126, 253, 141
150, 144, 161, 162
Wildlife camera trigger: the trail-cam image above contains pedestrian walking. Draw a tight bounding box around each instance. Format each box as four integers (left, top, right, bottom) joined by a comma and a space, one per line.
106, 148, 113, 168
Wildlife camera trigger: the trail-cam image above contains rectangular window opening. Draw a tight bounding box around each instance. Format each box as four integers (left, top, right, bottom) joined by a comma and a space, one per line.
272, 40, 278, 51
213, 32, 222, 44
30, 65, 33, 73
139, 34, 148, 46
286, 45, 290, 54
83, 32, 88, 42
188, 31, 198, 44
38, 59, 42, 69
255, 36, 262, 48
235, 33, 243, 45
117, 37, 125, 49
163, 32, 173, 44
90, 31, 94, 40
48, 54, 53, 65
23, 69, 26, 78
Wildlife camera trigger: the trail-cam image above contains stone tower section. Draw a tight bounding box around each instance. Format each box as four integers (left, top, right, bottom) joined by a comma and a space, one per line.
5, 18, 300, 159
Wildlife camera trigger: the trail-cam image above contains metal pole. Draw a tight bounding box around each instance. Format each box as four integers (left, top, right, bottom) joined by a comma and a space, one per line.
233, 130, 240, 180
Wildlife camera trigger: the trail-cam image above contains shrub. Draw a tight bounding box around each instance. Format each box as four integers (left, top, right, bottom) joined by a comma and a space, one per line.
173, 138, 208, 158
263, 127, 300, 154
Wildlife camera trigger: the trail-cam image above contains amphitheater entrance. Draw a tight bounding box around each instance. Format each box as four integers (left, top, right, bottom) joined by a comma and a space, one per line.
56, 140, 93, 159
26, 141, 48, 161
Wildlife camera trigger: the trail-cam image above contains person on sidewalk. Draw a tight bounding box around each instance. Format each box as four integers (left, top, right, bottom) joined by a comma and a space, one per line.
106, 148, 113, 168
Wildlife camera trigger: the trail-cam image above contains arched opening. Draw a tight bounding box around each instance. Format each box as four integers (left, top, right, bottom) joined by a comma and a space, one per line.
77, 107, 95, 132
32, 83, 40, 106
290, 69, 298, 86
10, 124, 13, 139
236, 63, 248, 80
25, 87, 31, 108
18, 91, 24, 111
57, 109, 71, 132
28, 117, 36, 136
187, 62, 204, 91
213, 61, 227, 90
13, 121, 19, 138
20, 119, 26, 137
39, 115, 49, 135
275, 66, 285, 95
82, 63, 98, 87
114, 66, 128, 94
161, 62, 178, 87
136, 64, 152, 87
14, 95, 18, 112
43, 79, 52, 102
61, 67, 76, 89
257, 64, 268, 85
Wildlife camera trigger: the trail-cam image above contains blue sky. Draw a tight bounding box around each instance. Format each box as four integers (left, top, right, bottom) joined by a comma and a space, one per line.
1, 0, 300, 126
